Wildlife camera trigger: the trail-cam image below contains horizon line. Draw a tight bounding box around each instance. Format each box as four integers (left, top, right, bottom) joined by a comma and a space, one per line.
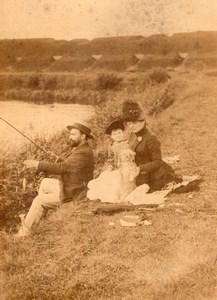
1, 30, 217, 42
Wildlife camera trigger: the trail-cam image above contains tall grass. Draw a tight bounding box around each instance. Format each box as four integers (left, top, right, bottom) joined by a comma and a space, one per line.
0, 133, 69, 230
95, 72, 123, 90
147, 67, 171, 84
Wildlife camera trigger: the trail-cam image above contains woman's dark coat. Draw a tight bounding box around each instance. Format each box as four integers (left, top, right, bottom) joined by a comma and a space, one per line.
129, 127, 181, 191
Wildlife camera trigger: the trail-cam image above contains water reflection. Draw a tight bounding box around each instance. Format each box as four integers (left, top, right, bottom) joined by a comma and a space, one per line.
0, 101, 94, 149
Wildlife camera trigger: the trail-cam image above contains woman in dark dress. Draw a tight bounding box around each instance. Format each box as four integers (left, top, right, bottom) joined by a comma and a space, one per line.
122, 100, 182, 192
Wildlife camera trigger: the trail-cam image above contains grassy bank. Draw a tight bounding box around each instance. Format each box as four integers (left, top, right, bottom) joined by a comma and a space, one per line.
0, 69, 184, 229
1, 70, 217, 299
0, 69, 171, 105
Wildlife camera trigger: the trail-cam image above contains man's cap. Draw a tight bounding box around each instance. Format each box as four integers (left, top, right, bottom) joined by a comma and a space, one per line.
67, 121, 94, 139
122, 100, 146, 122
105, 117, 125, 135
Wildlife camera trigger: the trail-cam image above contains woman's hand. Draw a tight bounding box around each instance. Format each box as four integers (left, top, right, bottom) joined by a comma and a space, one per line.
129, 166, 141, 181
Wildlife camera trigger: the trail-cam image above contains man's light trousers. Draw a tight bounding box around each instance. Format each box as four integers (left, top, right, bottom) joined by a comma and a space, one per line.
24, 178, 61, 230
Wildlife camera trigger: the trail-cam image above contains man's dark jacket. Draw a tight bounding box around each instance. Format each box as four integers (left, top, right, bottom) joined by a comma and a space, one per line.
129, 127, 181, 191
38, 142, 94, 201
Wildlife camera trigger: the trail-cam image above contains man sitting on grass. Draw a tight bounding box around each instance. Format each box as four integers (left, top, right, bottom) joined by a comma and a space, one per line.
15, 121, 94, 237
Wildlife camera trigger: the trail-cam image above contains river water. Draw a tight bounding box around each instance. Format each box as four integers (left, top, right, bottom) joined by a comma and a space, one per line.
0, 100, 95, 150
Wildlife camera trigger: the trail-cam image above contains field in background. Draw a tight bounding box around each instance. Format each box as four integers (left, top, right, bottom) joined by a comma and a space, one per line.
0, 68, 172, 104
1, 69, 217, 299
1, 32, 217, 72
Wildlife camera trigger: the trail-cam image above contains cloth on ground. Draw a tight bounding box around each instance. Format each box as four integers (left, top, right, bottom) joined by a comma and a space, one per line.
126, 175, 201, 205
87, 173, 201, 205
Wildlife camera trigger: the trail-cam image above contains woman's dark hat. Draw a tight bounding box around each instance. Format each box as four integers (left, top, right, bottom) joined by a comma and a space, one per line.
105, 117, 125, 135
67, 121, 94, 139
122, 100, 145, 122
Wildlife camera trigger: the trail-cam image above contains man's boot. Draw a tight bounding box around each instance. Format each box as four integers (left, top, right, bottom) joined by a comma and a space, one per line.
14, 214, 31, 237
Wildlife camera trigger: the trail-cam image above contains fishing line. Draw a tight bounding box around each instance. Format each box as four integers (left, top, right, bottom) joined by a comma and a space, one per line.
0, 116, 58, 159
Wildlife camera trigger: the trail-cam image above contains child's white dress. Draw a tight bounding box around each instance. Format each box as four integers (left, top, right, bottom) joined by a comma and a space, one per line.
87, 140, 129, 203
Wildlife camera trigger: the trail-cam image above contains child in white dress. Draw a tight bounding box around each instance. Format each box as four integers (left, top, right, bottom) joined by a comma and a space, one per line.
106, 117, 129, 169
87, 117, 134, 203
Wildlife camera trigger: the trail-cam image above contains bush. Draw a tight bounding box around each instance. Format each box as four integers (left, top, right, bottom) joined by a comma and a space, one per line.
27, 74, 40, 89
57, 75, 76, 90
147, 67, 170, 84
95, 73, 122, 90
6, 75, 25, 89
0, 76, 6, 90
89, 98, 122, 168
89, 82, 177, 140
126, 75, 151, 93
0, 147, 41, 229
142, 83, 175, 116
43, 76, 57, 90
0, 132, 69, 230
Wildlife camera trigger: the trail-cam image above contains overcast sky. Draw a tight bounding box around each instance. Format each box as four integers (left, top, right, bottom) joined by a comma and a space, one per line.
1, 0, 217, 40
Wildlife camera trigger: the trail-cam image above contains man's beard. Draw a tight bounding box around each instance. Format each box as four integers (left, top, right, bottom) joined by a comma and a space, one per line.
68, 139, 80, 148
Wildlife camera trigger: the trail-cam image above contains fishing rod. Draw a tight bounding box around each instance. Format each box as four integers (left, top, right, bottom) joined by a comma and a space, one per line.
0, 116, 59, 160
